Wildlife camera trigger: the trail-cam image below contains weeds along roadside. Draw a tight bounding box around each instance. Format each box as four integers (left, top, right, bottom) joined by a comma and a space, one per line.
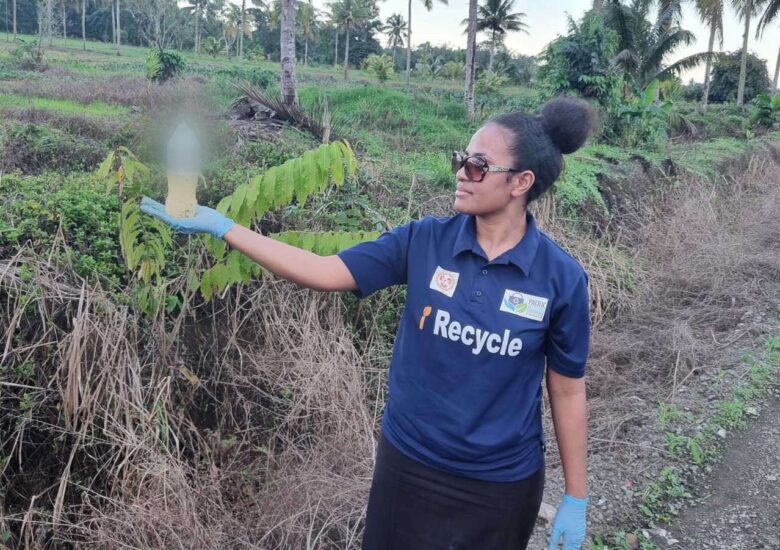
577, 141, 780, 548
589, 337, 780, 550
0, 246, 378, 547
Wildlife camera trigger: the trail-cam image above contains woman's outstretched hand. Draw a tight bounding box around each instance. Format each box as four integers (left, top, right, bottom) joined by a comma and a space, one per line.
140, 196, 235, 239
547, 493, 588, 550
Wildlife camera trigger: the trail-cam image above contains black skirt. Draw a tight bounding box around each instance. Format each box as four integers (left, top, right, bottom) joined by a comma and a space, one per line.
361, 431, 545, 550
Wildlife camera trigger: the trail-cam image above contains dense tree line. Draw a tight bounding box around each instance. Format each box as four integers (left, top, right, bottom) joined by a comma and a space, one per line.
1, 0, 777, 114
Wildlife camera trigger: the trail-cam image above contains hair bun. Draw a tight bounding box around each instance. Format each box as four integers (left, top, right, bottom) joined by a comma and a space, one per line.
540, 97, 596, 155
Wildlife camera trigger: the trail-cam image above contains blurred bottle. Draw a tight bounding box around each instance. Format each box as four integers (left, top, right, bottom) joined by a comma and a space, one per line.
165, 121, 201, 218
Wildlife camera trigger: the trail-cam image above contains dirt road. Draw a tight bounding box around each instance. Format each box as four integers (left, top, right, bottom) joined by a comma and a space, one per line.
665, 390, 780, 549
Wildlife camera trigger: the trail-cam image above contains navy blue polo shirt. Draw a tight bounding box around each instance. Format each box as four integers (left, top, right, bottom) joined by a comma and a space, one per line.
336, 211, 590, 482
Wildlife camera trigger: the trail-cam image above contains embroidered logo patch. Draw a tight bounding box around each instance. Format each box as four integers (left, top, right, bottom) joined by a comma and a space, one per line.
429, 266, 459, 298
499, 289, 548, 321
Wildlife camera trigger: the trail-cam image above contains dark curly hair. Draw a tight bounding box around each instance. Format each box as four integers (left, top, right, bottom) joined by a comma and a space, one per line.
488, 96, 597, 204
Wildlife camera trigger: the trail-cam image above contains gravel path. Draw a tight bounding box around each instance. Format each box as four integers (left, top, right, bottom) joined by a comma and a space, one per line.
665, 391, 780, 549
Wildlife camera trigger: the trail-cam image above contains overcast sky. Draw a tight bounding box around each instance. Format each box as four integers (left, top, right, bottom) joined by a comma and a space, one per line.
305, 0, 780, 84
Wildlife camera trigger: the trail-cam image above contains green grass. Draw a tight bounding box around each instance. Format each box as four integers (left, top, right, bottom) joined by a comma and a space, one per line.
634, 336, 780, 528
672, 137, 754, 179
0, 32, 541, 100
0, 93, 128, 116
0, 33, 149, 58
299, 85, 473, 153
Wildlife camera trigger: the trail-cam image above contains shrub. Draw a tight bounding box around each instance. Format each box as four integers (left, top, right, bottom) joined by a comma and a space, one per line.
614, 80, 673, 148
538, 10, 623, 108
363, 54, 394, 83
671, 102, 747, 140
749, 93, 780, 128
682, 81, 704, 102
244, 44, 266, 62
0, 123, 107, 175
146, 48, 186, 83
0, 172, 125, 285
708, 51, 770, 104
9, 39, 45, 71
202, 36, 224, 58
208, 66, 276, 88
441, 61, 465, 81
476, 71, 508, 96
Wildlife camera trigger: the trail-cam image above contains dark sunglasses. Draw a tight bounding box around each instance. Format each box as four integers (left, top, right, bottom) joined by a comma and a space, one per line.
451, 151, 522, 183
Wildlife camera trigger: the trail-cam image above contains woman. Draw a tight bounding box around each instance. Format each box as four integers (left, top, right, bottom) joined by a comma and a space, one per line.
141, 95, 595, 550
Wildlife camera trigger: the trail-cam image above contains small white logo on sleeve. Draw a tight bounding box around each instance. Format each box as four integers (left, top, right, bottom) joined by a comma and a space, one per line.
429, 266, 459, 298
500, 289, 548, 321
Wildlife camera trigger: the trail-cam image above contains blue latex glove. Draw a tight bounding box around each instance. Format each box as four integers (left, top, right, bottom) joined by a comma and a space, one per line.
140, 196, 235, 239
547, 494, 589, 550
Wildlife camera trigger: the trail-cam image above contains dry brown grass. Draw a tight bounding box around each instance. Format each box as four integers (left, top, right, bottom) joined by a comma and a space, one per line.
533, 193, 646, 328
0, 243, 380, 548
0, 74, 209, 111
581, 144, 780, 447
0, 108, 128, 142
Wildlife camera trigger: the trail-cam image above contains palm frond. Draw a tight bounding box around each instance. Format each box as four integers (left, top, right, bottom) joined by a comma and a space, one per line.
611, 47, 640, 74
641, 27, 696, 77
756, 0, 780, 37
652, 1, 677, 35
602, 1, 635, 49
231, 81, 340, 143
652, 51, 717, 82
732, 0, 765, 20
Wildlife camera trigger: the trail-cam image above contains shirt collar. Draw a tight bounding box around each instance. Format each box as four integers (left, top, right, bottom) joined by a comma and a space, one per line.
452, 211, 540, 275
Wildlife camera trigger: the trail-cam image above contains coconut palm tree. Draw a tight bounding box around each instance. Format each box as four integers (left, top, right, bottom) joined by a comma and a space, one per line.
44, 0, 54, 46
114, 0, 121, 55
657, 0, 685, 27
734, 0, 768, 104
330, 0, 376, 81
61, 0, 67, 39
695, 0, 724, 107
405, 0, 448, 87
223, 3, 253, 55
81, 0, 86, 49
382, 13, 405, 66
280, 0, 298, 105
755, 0, 780, 90
239, 0, 265, 58
465, 0, 477, 117
239, 0, 246, 57
183, 0, 209, 53
603, 0, 716, 93
328, 0, 348, 74
327, 8, 339, 66
298, 0, 318, 65
473, 0, 528, 72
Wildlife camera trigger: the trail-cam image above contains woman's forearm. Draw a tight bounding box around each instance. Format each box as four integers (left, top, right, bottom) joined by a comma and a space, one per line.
223, 224, 357, 292
547, 374, 588, 499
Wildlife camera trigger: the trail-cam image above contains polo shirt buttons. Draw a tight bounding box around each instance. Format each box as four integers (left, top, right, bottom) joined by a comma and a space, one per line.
476, 290, 483, 297
481, 269, 488, 275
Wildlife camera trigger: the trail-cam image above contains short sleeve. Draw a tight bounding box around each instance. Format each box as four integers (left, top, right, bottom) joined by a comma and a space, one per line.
544, 271, 590, 378
336, 221, 414, 299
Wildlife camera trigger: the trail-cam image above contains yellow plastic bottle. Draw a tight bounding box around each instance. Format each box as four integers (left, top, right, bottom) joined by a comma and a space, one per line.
165, 172, 199, 218
165, 122, 201, 218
